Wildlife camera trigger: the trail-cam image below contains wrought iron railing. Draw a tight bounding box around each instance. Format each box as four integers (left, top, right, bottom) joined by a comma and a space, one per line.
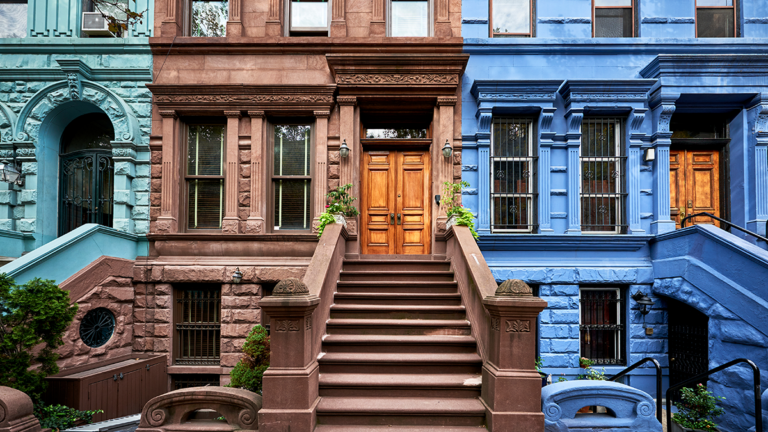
608, 357, 662, 423
681, 212, 768, 243
665, 358, 761, 432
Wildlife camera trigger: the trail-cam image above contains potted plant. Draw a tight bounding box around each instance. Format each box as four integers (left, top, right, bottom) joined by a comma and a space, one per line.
579, 357, 594, 369
441, 181, 479, 239
317, 183, 360, 237
671, 384, 725, 432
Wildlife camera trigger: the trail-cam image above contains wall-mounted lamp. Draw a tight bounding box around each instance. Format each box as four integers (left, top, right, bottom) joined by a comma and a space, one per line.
0, 159, 23, 187
435, 195, 441, 206
232, 267, 243, 284
643, 148, 655, 162
631, 290, 655, 327
339, 139, 350, 159
442, 139, 453, 158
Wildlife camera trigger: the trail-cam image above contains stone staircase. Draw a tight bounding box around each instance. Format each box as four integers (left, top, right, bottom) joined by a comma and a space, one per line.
313, 256, 488, 431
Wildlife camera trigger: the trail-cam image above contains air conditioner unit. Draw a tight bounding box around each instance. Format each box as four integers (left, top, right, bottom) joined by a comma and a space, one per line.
82, 12, 114, 36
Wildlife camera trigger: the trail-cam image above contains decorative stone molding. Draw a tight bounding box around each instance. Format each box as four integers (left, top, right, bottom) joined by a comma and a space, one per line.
336, 96, 357, 106
158, 110, 177, 119
505, 319, 531, 332
336, 74, 458, 85
274, 278, 309, 296
314, 110, 331, 118
437, 96, 458, 106
496, 279, 533, 297
148, 85, 337, 111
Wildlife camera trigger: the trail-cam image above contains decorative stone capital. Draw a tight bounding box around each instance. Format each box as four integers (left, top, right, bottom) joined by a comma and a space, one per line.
437, 96, 457, 106
158, 110, 177, 119
247, 110, 265, 118
314, 110, 331, 118
337, 96, 357, 106
274, 278, 309, 296
224, 110, 242, 118
495, 279, 533, 297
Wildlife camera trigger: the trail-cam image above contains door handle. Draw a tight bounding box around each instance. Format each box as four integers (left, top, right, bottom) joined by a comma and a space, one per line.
397, 213, 401, 225
679, 207, 685, 218
390, 213, 395, 225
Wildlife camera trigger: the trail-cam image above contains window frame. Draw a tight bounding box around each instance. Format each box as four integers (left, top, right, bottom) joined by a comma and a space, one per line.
184, 0, 229, 37
578, 287, 627, 366
268, 120, 315, 233
489, 0, 533, 38
579, 117, 626, 234
286, 0, 332, 35
183, 121, 226, 232
387, 0, 433, 37
490, 117, 537, 233
592, 0, 635, 38
695, 0, 737, 38
173, 285, 222, 366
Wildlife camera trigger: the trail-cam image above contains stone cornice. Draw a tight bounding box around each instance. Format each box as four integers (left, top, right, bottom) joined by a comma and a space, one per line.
326, 53, 468, 90
640, 54, 768, 78
471, 80, 564, 103
559, 80, 657, 107
148, 84, 337, 111
0, 68, 153, 82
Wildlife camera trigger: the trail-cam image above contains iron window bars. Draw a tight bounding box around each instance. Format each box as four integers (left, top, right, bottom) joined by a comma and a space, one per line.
175, 287, 221, 365
580, 288, 626, 366
580, 118, 627, 234
491, 118, 537, 233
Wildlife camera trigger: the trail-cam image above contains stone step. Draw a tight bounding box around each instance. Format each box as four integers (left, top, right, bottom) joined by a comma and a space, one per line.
342, 260, 451, 273
315, 396, 486, 427
339, 270, 455, 282
329, 304, 466, 320
326, 318, 471, 336
319, 373, 482, 398
321, 334, 478, 354
315, 426, 488, 432
318, 352, 482, 374
333, 292, 462, 306
336, 280, 459, 294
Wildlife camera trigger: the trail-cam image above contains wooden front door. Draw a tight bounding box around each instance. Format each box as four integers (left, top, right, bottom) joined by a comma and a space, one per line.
361, 149, 431, 254
670, 149, 721, 228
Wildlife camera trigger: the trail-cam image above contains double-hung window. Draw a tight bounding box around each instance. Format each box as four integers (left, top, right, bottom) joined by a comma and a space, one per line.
580, 118, 625, 234
579, 287, 626, 366
289, 0, 330, 35
696, 0, 736, 38
188, 0, 228, 36
491, 118, 536, 233
272, 124, 312, 231
389, 0, 430, 36
491, 0, 532, 37
174, 286, 221, 365
593, 0, 634, 38
186, 124, 225, 230
0, 0, 27, 38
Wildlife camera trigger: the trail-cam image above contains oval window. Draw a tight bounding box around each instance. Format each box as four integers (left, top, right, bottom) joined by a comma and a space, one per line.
79, 308, 116, 348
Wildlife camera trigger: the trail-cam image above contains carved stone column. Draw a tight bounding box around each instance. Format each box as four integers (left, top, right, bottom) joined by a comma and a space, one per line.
434, 0, 451, 37
157, 110, 179, 234
650, 92, 679, 235
370, 0, 385, 36
223, 111, 242, 234
312, 111, 330, 233
247, 111, 265, 234
331, 0, 347, 37
266, 0, 283, 36
482, 280, 548, 432
752, 99, 768, 237
258, 279, 321, 432
227, 0, 243, 36
161, 0, 182, 36
628, 108, 648, 235
564, 108, 583, 235
476, 108, 492, 234
338, 96, 356, 188
538, 107, 556, 234
437, 97, 456, 232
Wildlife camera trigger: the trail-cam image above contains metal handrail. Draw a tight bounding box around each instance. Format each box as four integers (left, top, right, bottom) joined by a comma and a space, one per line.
665, 358, 761, 432
608, 357, 662, 423
681, 212, 768, 243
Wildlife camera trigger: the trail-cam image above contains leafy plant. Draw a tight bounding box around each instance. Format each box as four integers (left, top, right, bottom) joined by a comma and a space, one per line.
316, 184, 360, 238
577, 367, 606, 381
535, 357, 544, 375
579, 357, 594, 368
92, 0, 147, 35
227, 325, 270, 394
441, 181, 478, 239
0, 274, 78, 402
672, 384, 725, 431
558, 376, 569, 383
35, 404, 102, 431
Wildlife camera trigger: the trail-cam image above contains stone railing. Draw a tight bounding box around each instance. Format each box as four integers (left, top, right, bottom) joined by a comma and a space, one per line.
444, 225, 548, 431
0, 386, 45, 432
136, 387, 262, 432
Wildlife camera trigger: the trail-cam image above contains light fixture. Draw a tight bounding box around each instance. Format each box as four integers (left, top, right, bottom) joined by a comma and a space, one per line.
0, 159, 23, 186
435, 195, 441, 206
339, 139, 350, 159
232, 267, 243, 284
643, 148, 655, 162
631, 291, 654, 328
442, 139, 453, 158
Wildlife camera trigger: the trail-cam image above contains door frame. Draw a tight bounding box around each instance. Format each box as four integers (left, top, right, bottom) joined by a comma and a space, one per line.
360, 140, 432, 255
670, 139, 730, 228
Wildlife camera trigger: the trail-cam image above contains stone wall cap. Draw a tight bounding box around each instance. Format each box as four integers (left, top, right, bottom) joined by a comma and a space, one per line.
274, 278, 309, 296
496, 279, 532, 296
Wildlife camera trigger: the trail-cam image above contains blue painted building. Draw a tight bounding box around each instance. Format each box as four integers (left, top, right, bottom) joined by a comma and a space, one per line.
0, 0, 153, 262
461, 1, 768, 430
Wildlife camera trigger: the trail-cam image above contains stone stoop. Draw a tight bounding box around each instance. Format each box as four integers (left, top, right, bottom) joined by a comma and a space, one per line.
314, 257, 488, 431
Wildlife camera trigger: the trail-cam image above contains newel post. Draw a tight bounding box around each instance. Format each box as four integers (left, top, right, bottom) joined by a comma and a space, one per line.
481, 279, 548, 432
258, 279, 321, 432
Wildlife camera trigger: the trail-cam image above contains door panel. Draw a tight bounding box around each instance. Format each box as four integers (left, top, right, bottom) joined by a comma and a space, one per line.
362, 150, 430, 255
670, 149, 720, 228
670, 150, 684, 228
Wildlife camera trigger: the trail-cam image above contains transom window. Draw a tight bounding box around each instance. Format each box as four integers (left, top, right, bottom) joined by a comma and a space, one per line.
593, 0, 634, 38
186, 124, 225, 230
289, 0, 330, 35
491, 0, 531, 37
174, 286, 221, 365
272, 124, 312, 231
389, 0, 430, 37
696, 0, 735, 38
580, 118, 625, 234
491, 118, 536, 233
0, 0, 27, 38
579, 288, 626, 366
189, 0, 228, 36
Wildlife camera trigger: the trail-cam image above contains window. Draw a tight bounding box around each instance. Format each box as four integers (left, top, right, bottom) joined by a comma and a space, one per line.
579, 288, 626, 366
696, 0, 735, 38
491, 118, 536, 233
580, 118, 625, 234
189, 0, 228, 36
491, 0, 531, 37
593, 0, 633, 37
272, 124, 312, 231
186, 124, 225, 230
389, 0, 430, 37
289, 0, 329, 35
0, 0, 27, 38
174, 286, 221, 365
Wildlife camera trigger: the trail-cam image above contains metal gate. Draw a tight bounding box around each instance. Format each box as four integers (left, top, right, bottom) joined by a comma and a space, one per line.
59, 151, 114, 235
667, 297, 709, 400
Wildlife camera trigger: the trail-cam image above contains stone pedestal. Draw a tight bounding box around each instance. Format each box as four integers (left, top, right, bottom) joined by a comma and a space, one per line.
258, 279, 320, 432
481, 280, 548, 432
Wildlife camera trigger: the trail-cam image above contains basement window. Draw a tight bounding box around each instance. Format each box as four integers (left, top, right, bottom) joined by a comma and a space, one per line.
174, 286, 221, 365
579, 288, 626, 366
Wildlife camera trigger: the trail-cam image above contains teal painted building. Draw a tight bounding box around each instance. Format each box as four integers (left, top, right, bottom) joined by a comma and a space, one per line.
0, 0, 153, 260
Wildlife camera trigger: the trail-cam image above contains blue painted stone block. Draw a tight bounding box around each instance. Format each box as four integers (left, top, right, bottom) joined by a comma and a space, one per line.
551, 310, 579, 324
550, 339, 579, 353
542, 296, 578, 309
551, 285, 579, 296
541, 324, 571, 339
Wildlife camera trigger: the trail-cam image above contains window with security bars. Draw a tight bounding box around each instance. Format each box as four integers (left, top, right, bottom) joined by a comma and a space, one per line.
580, 288, 626, 366
272, 124, 312, 231
186, 124, 225, 230
593, 0, 634, 37
174, 286, 221, 365
696, 0, 735, 38
491, 118, 536, 233
580, 118, 626, 233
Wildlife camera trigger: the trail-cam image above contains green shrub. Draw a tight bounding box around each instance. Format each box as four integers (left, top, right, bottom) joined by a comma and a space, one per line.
35, 404, 102, 431
672, 384, 725, 430
441, 181, 479, 239
0, 274, 78, 402
227, 325, 270, 393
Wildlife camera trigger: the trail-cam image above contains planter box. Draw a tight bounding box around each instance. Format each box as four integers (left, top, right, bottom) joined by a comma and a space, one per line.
670, 422, 720, 432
